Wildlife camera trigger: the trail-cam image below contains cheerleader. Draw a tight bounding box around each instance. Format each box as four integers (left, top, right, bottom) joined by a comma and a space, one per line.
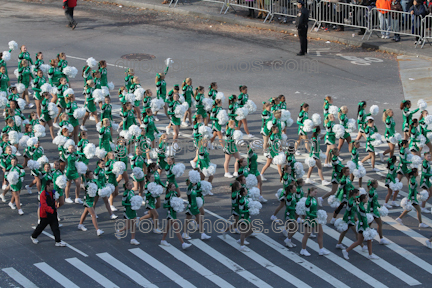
65, 92, 80, 143
305, 127, 331, 186
39, 91, 55, 139
271, 165, 293, 221
31, 69, 46, 116
295, 179, 304, 202
194, 86, 208, 123
157, 134, 168, 173
124, 68, 134, 91
122, 102, 137, 132
323, 114, 336, 167
400, 100, 419, 140
77, 171, 104, 236
247, 145, 265, 202
155, 64, 169, 120
114, 137, 129, 183
300, 187, 330, 256
139, 174, 162, 233
101, 95, 112, 125
143, 108, 159, 148
53, 77, 69, 126
367, 180, 390, 244
349, 140, 363, 187
260, 126, 280, 179
181, 78, 193, 127
295, 103, 310, 155
167, 94, 181, 142
354, 101, 370, 141
48, 58, 62, 87
1, 146, 16, 191
160, 183, 192, 249
131, 147, 146, 197
396, 168, 428, 227
147, 162, 165, 188
0, 52, 11, 77
93, 160, 117, 220
335, 189, 361, 249
18, 59, 33, 107
77, 131, 90, 165
0, 66, 9, 92
331, 167, 354, 222
129, 77, 143, 125
319, 148, 343, 205
223, 181, 242, 235
106, 152, 120, 212
52, 160, 65, 207
81, 80, 99, 131
408, 119, 421, 156
115, 180, 139, 245
323, 96, 333, 119
227, 95, 239, 128
98, 60, 108, 87
208, 82, 217, 100
82, 65, 92, 90
283, 184, 298, 248
196, 139, 215, 185
384, 156, 399, 208
190, 115, 204, 169
337, 106, 351, 151
420, 152, 432, 214
360, 118, 380, 172
232, 187, 253, 252
92, 70, 102, 89
39, 163, 53, 201
24, 139, 45, 193
397, 140, 411, 182
209, 99, 224, 148
237, 85, 253, 137
5, 157, 26, 215
382, 109, 396, 158
260, 102, 273, 151
419, 110, 432, 153
64, 145, 82, 204
99, 118, 112, 152
223, 120, 241, 178
164, 157, 181, 196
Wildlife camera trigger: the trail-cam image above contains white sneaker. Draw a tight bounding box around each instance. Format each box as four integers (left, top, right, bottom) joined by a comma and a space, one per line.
309, 233, 317, 238
391, 201, 397, 207
110, 205, 118, 212
325, 163, 332, 168
115, 230, 121, 240
182, 242, 192, 250
75, 198, 83, 204
379, 152, 384, 162
18, 209, 24, 215
305, 178, 314, 184
425, 240, 432, 249
224, 173, 233, 178
153, 116, 159, 122
234, 228, 240, 234
89, 116, 95, 121
182, 233, 191, 240
130, 239, 140, 245
165, 126, 171, 135
222, 232, 227, 239
421, 208, 431, 214
97, 229, 104, 236
78, 224, 87, 231
30, 236, 39, 244
233, 172, 239, 177
80, 125, 88, 131
55, 241, 67, 247
319, 248, 330, 256
362, 245, 368, 252
16, 151, 21, 156
160, 240, 171, 246
53, 123, 60, 128
249, 233, 257, 238
237, 239, 250, 245
28, 103, 35, 109
110, 214, 118, 220
190, 160, 196, 169
247, 134, 254, 138
342, 249, 349, 260
284, 238, 296, 248
25, 185, 32, 194
330, 218, 336, 225
2, 184, 7, 190
58, 224, 63, 227
373, 168, 381, 172
0, 194, 5, 202
300, 249, 311, 256
396, 218, 403, 225
380, 238, 390, 245
240, 245, 250, 252
335, 243, 345, 249
208, 191, 214, 196
153, 228, 163, 234
384, 203, 392, 209
65, 197, 73, 204
261, 175, 267, 181
368, 254, 379, 260
295, 151, 301, 156
258, 196, 267, 203
201, 233, 211, 240
181, 121, 188, 128
322, 180, 331, 186
317, 197, 323, 207
419, 223, 429, 228
270, 215, 278, 221
8, 202, 16, 210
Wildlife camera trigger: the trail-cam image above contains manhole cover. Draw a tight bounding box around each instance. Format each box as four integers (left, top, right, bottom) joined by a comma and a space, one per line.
121, 53, 155, 61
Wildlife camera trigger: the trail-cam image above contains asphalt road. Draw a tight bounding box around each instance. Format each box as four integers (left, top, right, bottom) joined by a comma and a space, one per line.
1, 1, 431, 288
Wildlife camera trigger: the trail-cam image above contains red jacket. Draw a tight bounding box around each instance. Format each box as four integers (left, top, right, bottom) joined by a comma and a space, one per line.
39, 190, 56, 218
63, 0, 77, 8
376, 0, 392, 13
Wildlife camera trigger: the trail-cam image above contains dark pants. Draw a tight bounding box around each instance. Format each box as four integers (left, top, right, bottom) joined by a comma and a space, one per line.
32, 214, 61, 243
298, 26, 308, 54
65, 7, 75, 26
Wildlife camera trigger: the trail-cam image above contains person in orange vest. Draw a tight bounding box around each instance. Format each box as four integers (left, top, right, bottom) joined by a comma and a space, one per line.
63, 0, 78, 30
376, 0, 392, 38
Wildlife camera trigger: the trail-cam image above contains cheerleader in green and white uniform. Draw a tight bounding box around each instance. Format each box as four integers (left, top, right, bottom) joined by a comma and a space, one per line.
48, 58, 62, 88
237, 85, 253, 137
77, 131, 90, 165
122, 102, 137, 131
156, 135, 168, 173
194, 86, 207, 124
183, 179, 211, 240
301, 187, 330, 257
227, 95, 239, 128
115, 138, 129, 184
1, 146, 16, 192
283, 184, 298, 248
408, 119, 421, 156
420, 152, 432, 213
52, 160, 65, 207
367, 180, 389, 244
332, 167, 355, 221
82, 65, 92, 92
337, 106, 352, 152
295, 103, 310, 155
65, 92, 80, 143
223, 120, 241, 178
33, 52, 44, 77
323, 114, 336, 167
99, 118, 112, 152
115, 180, 140, 245
57, 53, 68, 82
139, 174, 162, 233
131, 147, 146, 197
384, 156, 399, 208
209, 99, 223, 149
237, 187, 254, 251
320, 148, 344, 205
147, 162, 165, 188
349, 140, 363, 187
64, 145, 82, 204
360, 117, 379, 171
77, 171, 104, 236
39, 90, 55, 140
53, 77, 69, 126
306, 127, 331, 186
164, 157, 181, 196
260, 102, 273, 152
335, 188, 360, 250
81, 80, 99, 131
106, 152, 120, 212
271, 165, 293, 221
93, 160, 117, 220
124, 68, 134, 91
38, 163, 53, 198
167, 94, 181, 142
196, 139, 214, 184
354, 101, 371, 141
129, 77, 143, 125
260, 126, 280, 179
223, 181, 242, 235
18, 59, 33, 107
247, 145, 265, 201
382, 109, 396, 158
419, 110, 432, 153
190, 115, 204, 169
24, 140, 45, 193
181, 78, 193, 127
0, 66, 9, 93
155, 65, 169, 120
98, 60, 108, 87
32, 69, 46, 117
323, 96, 333, 119
396, 140, 411, 182
400, 100, 419, 140
143, 108, 159, 148
5, 157, 25, 215
101, 95, 113, 123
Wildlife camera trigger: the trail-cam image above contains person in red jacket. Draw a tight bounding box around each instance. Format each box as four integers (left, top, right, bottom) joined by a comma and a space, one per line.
63, 0, 78, 30
31, 180, 66, 246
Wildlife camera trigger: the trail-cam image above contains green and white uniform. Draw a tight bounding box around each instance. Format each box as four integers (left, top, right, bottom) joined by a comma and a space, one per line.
106, 159, 118, 187
182, 83, 193, 108
65, 151, 79, 180
247, 148, 260, 177
31, 75, 46, 100
238, 93, 248, 108
18, 65, 32, 88
339, 113, 350, 139
99, 67, 108, 87
335, 175, 354, 204
210, 106, 222, 132
83, 179, 97, 208
385, 158, 398, 187
65, 101, 79, 127
397, 146, 411, 175
131, 155, 145, 182
185, 182, 201, 216
357, 107, 370, 133
228, 103, 239, 127
331, 155, 344, 184
164, 164, 178, 188
420, 159, 432, 189
309, 136, 321, 160
265, 134, 279, 159
260, 110, 273, 136
297, 110, 308, 136
157, 141, 168, 170
197, 146, 210, 170
94, 166, 107, 189
53, 169, 64, 197
168, 100, 181, 126
356, 202, 369, 233
6, 165, 25, 192
195, 93, 207, 118
163, 189, 179, 220
77, 138, 90, 165
409, 126, 421, 152
402, 106, 419, 133
0, 72, 9, 92
122, 110, 136, 130
368, 187, 381, 218
84, 87, 96, 113
238, 195, 251, 224
223, 127, 238, 155
342, 197, 357, 226
365, 125, 378, 153
285, 193, 297, 220
143, 115, 158, 141
156, 66, 169, 101
384, 115, 396, 142
407, 175, 419, 205
122, 189, 137, 219
101, 103, 112, 120
324, 120, 336, 145
98, 126, 112, 152
305, 196, 318, 227
48, 66, 62, 87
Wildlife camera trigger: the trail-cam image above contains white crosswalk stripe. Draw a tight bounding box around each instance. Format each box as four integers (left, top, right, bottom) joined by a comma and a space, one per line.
129, 248, 197, 288
34, 262, 80, 288
1, 268, 39, 288
65, 257, 120, 288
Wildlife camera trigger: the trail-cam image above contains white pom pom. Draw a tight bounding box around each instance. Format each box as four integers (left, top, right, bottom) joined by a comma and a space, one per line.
128, 125, 141, 137
275, 188, 284, 200
132, 167, 144, 180
333, 124, 345, 139
34, 124, 46, 138
302, 119, 314, 132
417, 190, 429, 202
14, 69, 19, 79
165, 57, 173, 66
112, 161, 126, 176
363, 227, 378, 241
370, 133, 383, 147
8, 131, 19, 144
165, 146, 176, 157
13, 116, 22, 127
179, 94, 185, 104
8, 41, 18, 51
86, 57, 97, 68
63, 139, 75, 150
56, 175, 67, 189
347, 118, 357, 132
108, 82, 115, 91
235, 107, 249, 121
410, 155, 422, 167
149, 148, 158, 159
119, 130, 132, 141
202, 164, 216, 177
95, 147, 107, 159
63, 88, 74, 97
50, 86, 59, 95
216, 92, 225, 105
98, 186, 112, 198
328, 195, 341, 208
19, 135, 30, 148
7, 171, 19, 185
27, 160, 40, 170
294, 162, 304, 174
37, 155, 49, 166
378, 206, 389, 217
1, 51, 11, 61
203, 98, 213, 112
131, 195, 143, 210
304, 157, 316, 168
53, 135, 67, 147
40, 64, 50, 74
200, 181, 213, 196
93, 89, 104, 103
295, 197, 307, 216
216, 110, 229, 126
147, 182, 163, 198
175, 103, 188, 118
418, 99, 427, 111
134, 88, 145, 101
87, 183, 98, 197
170, 197, 185, 213
83, 143, 96, 159
196, 197, 203, 209
198, 126, 213, 139
400, 197, 413, 211
54, 192, 60, 200
125, 93, 135, 104
17, 98, 26, 110
150, 98, 165, 113
27, 137, 38, 147
63, 66, 78, 78
73, 107, 86, 119
75, 162, 88, 175
319, 152, 326, 161
425, 115, 432, 125
106, 183, 115, 194
346, 161, 356, 172
280, 110, 291, 122
370, 105, 379, 116
328, 105, 339, 116
111, 122, 119, 131
353, 166, 366, 178
233, 130, 243, 141
334, 218, 348, 232
40, 83, 52, 94
367, 213, 374, 224
418, 135, 427, 148
244, 100, 257, 114
317, 210, 328, 225
248, 200, 262, 216
272, 152, 286, 165
188, 170, 201, 184
358, 188, 366, 196
389, 179, 403, 192
172, 163, 185, 178
0, 95, 7, 109
10, 146, 17, 154
47, 102, 58, 117
312, 113, 321, 126
245, 174, 258, 189
390, 132, 403, 144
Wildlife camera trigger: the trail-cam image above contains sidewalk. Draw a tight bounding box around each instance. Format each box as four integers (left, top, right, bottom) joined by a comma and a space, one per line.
89, 0, 432, 60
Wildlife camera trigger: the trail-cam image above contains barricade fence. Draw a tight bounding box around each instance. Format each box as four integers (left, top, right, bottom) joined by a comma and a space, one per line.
167, 0, 429, 47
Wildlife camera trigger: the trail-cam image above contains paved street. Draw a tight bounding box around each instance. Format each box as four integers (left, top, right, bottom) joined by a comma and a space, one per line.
0, 1, 431, 287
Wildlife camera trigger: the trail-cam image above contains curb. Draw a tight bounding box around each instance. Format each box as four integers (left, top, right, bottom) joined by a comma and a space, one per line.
91, 0, 432, 60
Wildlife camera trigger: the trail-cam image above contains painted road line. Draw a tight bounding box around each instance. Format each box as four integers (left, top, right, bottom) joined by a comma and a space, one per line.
322, 225, 421, 286
189, 239, 273, 288
219, 235, 312, 288
382, 216, 429, 247
255, 233, 350, 288
96, 252, 158, 288
34, 262, 80, 288
67, 55, 127, 69
31, 227, 88, 257
65, 257, 120, 288
159, 244, 236, 288
2, 268, 39, 288
129, 248, 196, 288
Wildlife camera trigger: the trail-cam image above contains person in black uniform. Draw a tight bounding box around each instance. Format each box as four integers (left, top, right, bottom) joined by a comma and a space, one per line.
296, 1, 309, 56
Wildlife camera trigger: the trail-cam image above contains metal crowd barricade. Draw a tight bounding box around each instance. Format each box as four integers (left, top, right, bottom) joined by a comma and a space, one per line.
267, 0, 318, 28
223, 0, 273, 22
421, 15, 432, 48
367, 8, 423, 47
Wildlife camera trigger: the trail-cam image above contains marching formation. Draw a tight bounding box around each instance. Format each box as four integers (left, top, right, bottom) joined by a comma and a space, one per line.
1, 40, 432, 262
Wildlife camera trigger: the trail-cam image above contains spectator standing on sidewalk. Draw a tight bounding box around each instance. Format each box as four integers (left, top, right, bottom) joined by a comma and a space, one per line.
63, 0, 78, 30
376, 0, 392, 39
409, 0, 427, 44
391, 0, 403, 42
355, 0, 372, 35
296, 1, 309, 56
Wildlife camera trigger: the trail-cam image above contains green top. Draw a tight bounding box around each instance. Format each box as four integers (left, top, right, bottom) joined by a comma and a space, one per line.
305, 196, 317, 220
156, 66, 169, 99
384, 116, 395, 138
